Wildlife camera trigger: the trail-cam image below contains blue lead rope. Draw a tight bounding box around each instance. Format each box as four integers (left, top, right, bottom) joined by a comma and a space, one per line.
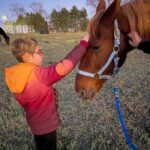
113, 86, 138, 150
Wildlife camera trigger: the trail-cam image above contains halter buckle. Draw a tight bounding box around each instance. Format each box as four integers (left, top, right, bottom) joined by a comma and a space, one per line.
94, 73, 100, 80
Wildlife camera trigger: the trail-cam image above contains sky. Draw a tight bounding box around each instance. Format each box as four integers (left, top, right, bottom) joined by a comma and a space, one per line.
0, 0, 94, 25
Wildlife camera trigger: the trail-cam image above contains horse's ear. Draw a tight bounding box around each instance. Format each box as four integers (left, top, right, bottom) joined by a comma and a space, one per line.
99, 0, 121, 27
96, 0, 106, 12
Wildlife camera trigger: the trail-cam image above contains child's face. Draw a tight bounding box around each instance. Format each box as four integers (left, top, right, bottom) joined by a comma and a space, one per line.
23, 46, 44, 65
31, 46, 44, 65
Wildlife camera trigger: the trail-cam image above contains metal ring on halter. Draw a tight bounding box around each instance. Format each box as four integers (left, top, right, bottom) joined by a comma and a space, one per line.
94, 73, 100, 80
113, 46, 120, 52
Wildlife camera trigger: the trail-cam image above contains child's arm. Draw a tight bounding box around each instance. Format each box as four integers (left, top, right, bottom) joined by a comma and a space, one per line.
35, 35, 89, 85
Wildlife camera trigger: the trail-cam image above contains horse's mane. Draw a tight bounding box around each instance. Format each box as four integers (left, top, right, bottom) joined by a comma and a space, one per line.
88, 0, 150, 39
122, 0, 150, 39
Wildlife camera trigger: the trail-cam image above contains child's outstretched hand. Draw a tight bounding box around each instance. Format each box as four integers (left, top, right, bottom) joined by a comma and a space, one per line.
128, 31, 142, 47
82, 34, 90, 42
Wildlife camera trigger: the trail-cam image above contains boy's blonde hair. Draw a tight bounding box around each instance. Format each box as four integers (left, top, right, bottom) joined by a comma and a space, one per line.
12, 38, 38, 62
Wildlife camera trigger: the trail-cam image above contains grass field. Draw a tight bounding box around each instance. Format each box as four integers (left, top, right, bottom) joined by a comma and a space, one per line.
0, 33, 149, 150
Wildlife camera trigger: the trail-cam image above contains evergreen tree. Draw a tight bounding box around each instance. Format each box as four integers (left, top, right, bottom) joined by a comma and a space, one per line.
15, 15, 26, 25
50, 9, 60, 31
59, 8, 70, 32
80, 8, 89, 31
50, 6, 89, 32
25, 12, 48, 33
70, 6, 81, 32
25, 13, 35, 26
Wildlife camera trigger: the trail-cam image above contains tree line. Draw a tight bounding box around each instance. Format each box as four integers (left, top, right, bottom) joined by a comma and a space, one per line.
7, 2, 88, 33
50, 6, 88, 32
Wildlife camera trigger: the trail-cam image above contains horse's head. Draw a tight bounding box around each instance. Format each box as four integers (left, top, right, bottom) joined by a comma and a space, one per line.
75, 0, 133, 100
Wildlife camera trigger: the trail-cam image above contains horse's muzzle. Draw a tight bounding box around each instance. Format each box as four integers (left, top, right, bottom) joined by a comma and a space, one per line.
77, 89, 96, 100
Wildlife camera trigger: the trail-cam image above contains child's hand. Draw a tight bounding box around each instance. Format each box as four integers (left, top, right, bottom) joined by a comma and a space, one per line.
82, 34, 90, 42
128, 31, 142, 47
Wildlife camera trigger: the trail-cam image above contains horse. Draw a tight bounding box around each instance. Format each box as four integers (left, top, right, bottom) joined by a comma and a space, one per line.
0, 27, 10, 45
75, 0, 150, 100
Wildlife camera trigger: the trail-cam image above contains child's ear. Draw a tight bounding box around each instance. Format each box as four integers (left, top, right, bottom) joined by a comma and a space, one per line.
22, 53, 33, 62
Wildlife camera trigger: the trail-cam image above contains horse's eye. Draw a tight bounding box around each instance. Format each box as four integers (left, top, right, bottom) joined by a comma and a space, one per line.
120, 30, 129, 35
94, 46, 100, 50
90, 45, 100, 50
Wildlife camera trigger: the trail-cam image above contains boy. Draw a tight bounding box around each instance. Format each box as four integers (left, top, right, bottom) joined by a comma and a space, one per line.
5, 35, 89, 150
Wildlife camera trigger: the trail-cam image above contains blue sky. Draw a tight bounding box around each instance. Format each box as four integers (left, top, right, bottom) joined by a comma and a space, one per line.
0, 0, 93, 23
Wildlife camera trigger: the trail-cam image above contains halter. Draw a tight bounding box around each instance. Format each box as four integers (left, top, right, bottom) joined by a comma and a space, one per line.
77, 20, 120, 80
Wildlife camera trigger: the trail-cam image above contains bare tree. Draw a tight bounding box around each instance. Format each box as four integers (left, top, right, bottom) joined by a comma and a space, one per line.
86, 0, 133, 9
9, 3, 26, 17
29, 2, 45, 15
86, 0, 112, 16
86, 0, 113, 8
86, 0, 99, 8
86, 0, 133, 18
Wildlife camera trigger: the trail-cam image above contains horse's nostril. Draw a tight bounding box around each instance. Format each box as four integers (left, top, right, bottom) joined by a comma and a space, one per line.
77, 89, 96, 100
78, 90, 86, 99
89, 89, 96, 100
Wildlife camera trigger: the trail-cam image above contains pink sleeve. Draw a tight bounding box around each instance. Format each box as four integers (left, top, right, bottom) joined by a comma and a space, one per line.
35, 65, 63, 85
35, 60, 73, 85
